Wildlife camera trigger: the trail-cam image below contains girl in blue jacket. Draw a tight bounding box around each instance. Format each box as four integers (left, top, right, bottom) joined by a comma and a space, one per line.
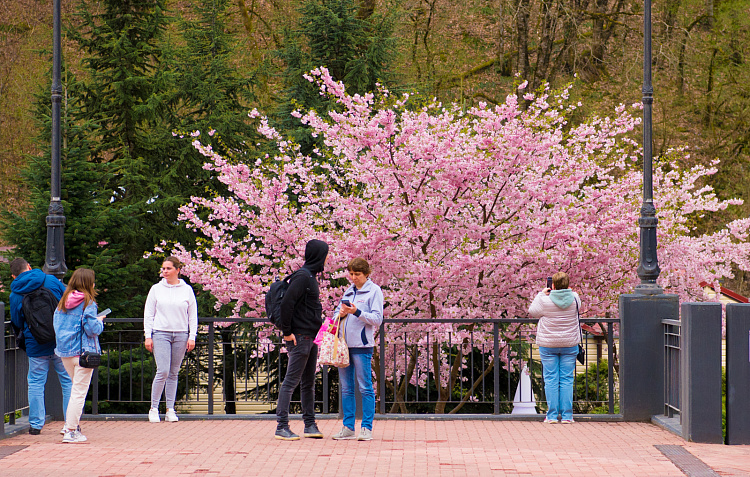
54, 268, 104, 443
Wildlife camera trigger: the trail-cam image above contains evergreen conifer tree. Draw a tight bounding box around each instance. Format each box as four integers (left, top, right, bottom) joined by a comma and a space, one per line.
0, 66, 136, 312
276, 0, 396, 152
166, 0, 258, 160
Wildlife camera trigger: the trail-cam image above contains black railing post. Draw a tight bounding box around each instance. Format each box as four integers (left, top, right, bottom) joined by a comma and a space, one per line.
91, 369, 99, 415
1, 302, 5, 437
379, 322, 386, 414
208, 322, 214, 415
322, 365, 329, 413
493, 321, 500, 415
607, 322, 614, 414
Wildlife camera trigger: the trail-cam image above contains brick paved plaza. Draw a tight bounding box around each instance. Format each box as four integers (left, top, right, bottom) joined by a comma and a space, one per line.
1, 418, 749, 476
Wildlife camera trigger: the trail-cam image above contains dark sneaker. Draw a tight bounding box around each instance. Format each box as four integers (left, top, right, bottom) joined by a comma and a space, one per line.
29, 427, 41, 435
303, 423, 323, 439
274, 427, 300, 441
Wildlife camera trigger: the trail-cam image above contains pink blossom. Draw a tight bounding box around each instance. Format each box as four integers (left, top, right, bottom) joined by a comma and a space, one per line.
166, 70, 750, 398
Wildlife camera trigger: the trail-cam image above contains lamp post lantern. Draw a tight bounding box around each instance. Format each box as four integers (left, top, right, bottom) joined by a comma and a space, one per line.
43, 0, 67, 280
635, 0, 661, 295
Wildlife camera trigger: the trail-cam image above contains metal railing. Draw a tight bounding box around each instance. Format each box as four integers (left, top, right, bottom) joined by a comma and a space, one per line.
662, 318, 681, 418
2, 302, 32, 436
3, 314, 620, 422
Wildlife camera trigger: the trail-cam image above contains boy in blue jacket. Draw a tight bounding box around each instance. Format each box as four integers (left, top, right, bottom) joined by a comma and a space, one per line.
9, 258, 72, 435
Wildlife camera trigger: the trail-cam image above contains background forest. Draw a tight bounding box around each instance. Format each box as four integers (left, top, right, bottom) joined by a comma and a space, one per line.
0, 0, 748, 315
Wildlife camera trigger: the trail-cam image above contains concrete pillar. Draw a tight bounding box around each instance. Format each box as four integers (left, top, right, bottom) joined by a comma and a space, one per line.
619, 293, 679, 421
726, 303, 750, 445
680, 302, 722, 443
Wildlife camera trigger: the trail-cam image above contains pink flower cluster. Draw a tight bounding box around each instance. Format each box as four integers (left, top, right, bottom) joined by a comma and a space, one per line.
169, 68, 750, 388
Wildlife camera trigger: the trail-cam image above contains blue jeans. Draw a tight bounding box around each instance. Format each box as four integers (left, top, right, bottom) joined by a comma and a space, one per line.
150, 331, 189, 409
539, 346, 578, 421
276, 336, 318, 430
27, 355, 72, 430
339, 348, 375, 431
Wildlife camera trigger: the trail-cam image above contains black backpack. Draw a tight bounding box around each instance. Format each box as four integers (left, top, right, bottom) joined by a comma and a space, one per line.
21, 286, 59, 345
264, 270, 310, 331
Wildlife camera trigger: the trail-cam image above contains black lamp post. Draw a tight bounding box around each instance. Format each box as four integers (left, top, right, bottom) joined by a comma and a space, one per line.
43, 0, 67, 280
635, 0, 661, 295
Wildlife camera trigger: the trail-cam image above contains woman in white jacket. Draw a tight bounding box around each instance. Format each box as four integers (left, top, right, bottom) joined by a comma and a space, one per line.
144, 256, 197, 423
528, 272, 581, 424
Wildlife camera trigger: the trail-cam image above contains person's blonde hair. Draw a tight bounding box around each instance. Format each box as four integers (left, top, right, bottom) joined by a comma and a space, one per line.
552, 272, 570, 290
58, 268, 97, 312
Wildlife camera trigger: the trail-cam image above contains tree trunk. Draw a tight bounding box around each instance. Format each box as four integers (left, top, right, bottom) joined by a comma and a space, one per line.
703, 48, 718, 127
533, 0, 558, 89
434, 340, 466, 413
661, 0, 681, 39
390, 344, 417, 413
357, 0, 375, 19
704, 0, 714, 30
514, 0, 531, 81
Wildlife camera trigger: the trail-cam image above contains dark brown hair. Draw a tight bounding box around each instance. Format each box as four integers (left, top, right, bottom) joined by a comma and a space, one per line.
347, 257, 371, 276
58, 268, 97, 312
10, 258, 29, 278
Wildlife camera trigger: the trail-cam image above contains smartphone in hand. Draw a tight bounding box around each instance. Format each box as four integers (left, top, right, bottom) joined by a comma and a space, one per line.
97, 308, 111, 319
546, 277, 553, 289
342, 299, 351, 307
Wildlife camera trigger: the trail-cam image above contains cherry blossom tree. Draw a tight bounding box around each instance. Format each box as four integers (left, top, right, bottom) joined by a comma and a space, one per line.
169, 68, 750, 412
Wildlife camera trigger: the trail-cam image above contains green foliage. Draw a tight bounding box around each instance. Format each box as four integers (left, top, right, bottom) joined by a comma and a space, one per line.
1, 0, 263, 318
275, 0, 397, 153
94, 343, 199, 414
0, 66, 144, 312
165, 0, 259, 160
573, 359, 611, 413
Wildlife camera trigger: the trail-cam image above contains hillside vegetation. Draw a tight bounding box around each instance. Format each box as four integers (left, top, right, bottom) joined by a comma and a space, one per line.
1, 0, 748, 295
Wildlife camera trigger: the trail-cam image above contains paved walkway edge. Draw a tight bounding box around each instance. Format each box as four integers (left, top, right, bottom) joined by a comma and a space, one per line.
78, 412, 626, 422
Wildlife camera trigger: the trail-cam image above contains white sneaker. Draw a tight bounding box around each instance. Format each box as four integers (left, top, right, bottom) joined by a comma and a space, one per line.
148, 408, 160, 423
165, 409, 179, 422
62, 430, 87, 443
61, 425, 81, 435
357, 428, 373, 441
331, 426, 356, 440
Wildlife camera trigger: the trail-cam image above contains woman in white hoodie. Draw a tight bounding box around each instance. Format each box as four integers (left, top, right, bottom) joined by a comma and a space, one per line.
144, 256, 197, 423
528, 271, 581, 424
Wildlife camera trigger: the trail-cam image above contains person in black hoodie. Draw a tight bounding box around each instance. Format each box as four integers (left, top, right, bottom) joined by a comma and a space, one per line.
275, 239, 328, 441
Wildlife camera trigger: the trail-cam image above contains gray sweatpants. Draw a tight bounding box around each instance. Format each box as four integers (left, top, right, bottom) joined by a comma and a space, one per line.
150, 330, 189, 409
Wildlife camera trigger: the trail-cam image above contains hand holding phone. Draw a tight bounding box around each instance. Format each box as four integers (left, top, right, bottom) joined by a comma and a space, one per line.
97, 308, 111, 320
339, 299, 353, 318
546, 277, 553, 289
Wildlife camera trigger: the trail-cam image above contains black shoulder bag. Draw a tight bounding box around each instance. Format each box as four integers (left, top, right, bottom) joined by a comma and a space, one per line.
79, 313, 102, 368
575, 301, 586, 365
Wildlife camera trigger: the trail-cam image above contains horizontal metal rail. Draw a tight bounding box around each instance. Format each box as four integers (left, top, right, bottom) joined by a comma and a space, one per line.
3, 314, 620, 421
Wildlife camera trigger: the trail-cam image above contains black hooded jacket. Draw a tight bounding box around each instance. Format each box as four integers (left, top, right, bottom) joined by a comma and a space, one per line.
279, 239, 328, 338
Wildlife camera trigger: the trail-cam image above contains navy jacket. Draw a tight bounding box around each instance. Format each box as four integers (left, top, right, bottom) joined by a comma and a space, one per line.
10, 269, 66, 357
279, 240, 328, 338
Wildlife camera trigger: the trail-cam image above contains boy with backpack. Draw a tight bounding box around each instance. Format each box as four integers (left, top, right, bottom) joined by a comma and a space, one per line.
274, 239, 328, 441
9, 257, 72, 435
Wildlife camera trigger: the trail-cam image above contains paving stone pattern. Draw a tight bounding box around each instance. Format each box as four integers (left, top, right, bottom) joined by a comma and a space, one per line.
1, 420, 749, 476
